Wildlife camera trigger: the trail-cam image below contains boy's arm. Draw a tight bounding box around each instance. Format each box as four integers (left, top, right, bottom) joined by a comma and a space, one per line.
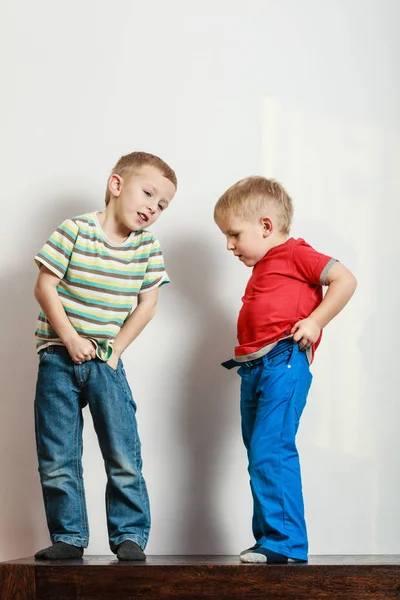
34, 266, 96, 363
291, 262, 357, 350
109, 287, 159, 368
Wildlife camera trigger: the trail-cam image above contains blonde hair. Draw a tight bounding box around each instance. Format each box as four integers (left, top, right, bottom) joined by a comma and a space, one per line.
105, 151, 177, 205
214, 176, 293, 235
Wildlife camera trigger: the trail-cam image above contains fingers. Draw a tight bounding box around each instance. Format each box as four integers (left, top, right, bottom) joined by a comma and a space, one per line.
293, 330, 303, 343
298, 338, 311, 351
83, 344, 96, 360
73, 350, 96, 364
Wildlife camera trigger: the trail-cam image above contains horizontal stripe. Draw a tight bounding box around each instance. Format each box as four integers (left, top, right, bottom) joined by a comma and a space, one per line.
72, 246, 150, 264
36, 250, 66, 275
48, 238, 74, 259
57, 223, 78, 244
64, 308, 123, 327
65, 276, 141, 294
58, 282, 137, 304
58, 290, 132, 312
141, 276, 166, 290
69, 262, 147, 280
76, 230, 153, 251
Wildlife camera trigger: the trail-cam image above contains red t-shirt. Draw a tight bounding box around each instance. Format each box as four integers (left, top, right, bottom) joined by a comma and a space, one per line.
235, 238, 335, 362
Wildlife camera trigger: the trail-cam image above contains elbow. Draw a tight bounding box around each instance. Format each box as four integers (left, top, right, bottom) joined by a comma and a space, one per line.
148, 304, 157, 321
34, 282, 42, 303
349, 273, 357, 295
143, 301, 158, 323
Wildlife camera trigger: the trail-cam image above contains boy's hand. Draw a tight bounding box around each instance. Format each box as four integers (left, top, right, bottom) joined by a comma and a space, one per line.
65, 334, 96, 364
291, 317, 321, 351
106, 352, 119, 371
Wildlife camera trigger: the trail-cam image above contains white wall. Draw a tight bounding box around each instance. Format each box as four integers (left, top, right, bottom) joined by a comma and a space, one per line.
0, 0, 399, 560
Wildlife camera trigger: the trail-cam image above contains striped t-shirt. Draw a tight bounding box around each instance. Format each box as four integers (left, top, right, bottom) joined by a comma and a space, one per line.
34, 212, 169, 360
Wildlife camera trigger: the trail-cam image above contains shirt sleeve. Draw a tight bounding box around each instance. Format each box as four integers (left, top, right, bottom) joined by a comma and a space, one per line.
139, 236, 170, 294
291, 239, 337, 286
34, 218, 79, 279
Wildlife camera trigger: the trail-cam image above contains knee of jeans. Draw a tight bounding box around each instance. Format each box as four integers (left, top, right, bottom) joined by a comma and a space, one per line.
249, 445, 280, 471
39, 463, 73, 484
108, 454, 143, 479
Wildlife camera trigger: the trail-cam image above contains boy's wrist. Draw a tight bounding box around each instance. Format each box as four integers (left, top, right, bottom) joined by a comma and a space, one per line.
62, 330, 80, 346
309, 313, 324, 330
112, 345, 122, 358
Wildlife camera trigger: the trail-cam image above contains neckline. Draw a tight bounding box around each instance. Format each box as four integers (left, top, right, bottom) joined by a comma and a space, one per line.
93, 212, 141, 247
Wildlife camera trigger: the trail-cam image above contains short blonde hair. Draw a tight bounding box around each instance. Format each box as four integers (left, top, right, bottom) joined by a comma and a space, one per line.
105, 151, 177, 205
214, 176, 293, 235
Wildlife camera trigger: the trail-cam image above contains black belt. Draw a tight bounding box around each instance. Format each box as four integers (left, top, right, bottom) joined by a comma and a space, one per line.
221, 338, 295, 370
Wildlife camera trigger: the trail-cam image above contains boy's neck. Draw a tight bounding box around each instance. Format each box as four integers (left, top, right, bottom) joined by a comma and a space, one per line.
97, 207, 133, 244
266, 232, 290, 253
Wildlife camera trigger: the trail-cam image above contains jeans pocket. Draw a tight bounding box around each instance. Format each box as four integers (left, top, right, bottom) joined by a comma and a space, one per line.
264, 347, 293, 369
38, 349, 51, 365
105, 358, 120, 373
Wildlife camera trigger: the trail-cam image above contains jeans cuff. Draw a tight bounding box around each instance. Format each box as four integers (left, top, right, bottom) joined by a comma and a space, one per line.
261, 540, 308, 561
52, 535, 88, 548
110, 533, 148, 553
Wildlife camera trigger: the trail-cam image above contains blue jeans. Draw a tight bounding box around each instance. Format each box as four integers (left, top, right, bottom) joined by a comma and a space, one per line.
238, 341, 312, 560
34, 345, 150, 552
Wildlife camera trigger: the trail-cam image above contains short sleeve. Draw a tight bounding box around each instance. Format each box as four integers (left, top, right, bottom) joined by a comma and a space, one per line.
139, 236, 170, 294
34, 218, 79, 279
291, 239, 337, 286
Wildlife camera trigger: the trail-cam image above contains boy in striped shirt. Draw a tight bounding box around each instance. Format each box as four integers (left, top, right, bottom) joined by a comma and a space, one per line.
33, 152, 177, 561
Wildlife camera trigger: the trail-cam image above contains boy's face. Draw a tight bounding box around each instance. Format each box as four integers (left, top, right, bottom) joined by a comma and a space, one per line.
217, 214, 272, 267
110, 165, 176, 232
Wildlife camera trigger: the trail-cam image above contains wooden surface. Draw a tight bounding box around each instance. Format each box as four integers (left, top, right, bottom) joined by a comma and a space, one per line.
1, 555, 400, 600
0, 563, 35, 600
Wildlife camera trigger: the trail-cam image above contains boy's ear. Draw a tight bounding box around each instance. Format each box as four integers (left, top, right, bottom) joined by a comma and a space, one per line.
260, 216, 273, 237
108, 174, 123, 198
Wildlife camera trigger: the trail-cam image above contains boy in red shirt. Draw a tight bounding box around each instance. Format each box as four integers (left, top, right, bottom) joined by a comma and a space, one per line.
215, 177, 357, 563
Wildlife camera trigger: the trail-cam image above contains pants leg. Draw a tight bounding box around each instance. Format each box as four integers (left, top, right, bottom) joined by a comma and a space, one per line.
83, 358, 150, 552
239, 368, 266, 546
241, 345, 312, 560
34, 347, 89, 547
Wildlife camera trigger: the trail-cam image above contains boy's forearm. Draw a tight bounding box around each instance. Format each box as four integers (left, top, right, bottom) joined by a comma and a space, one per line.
34, 284, 78, 344
310, 272, 357, 329
112, 302, 157, 357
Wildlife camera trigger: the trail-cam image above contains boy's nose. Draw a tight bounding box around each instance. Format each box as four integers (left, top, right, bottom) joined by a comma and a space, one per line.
227, 239, 235, 251
147, 204, 156, 215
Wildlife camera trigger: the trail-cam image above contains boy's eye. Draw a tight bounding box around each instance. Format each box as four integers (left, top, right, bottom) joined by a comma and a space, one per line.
144, 190, 152, 197
158, 204, 165, 211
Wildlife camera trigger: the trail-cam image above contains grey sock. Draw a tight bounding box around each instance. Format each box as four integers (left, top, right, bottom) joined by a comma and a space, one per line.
35, 542, 84, 560
117, 540, 146, 561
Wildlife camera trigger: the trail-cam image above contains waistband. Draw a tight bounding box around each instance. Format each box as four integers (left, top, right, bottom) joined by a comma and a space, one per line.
39, 344, 68, 355
221, 338, 296, 370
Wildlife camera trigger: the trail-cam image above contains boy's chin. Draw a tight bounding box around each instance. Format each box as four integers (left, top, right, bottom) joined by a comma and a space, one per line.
240, 257, 256, 267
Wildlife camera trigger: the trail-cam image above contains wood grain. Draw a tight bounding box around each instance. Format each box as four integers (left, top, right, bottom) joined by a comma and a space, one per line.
1, 556, 400, 600
0, 564, 35, 600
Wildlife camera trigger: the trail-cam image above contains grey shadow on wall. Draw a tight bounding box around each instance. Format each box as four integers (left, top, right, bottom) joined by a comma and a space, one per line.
0, 197, 92, 561
162, 236, 238, 553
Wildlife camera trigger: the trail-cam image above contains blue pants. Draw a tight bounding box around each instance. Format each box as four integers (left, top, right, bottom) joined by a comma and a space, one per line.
34, 345, 150, 552
238, 341, 312, 560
